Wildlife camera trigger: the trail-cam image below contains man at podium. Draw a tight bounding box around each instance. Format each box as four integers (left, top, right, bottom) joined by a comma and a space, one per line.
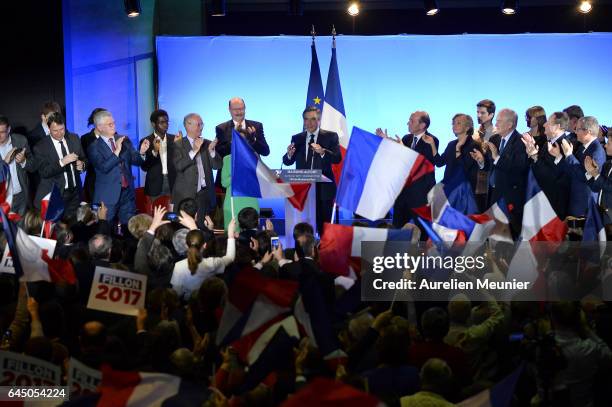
282, 106, 342, 232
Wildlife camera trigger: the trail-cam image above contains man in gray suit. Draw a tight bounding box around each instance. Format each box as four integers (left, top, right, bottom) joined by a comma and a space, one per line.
0, 115, 36, 215
172, 113, 222, 219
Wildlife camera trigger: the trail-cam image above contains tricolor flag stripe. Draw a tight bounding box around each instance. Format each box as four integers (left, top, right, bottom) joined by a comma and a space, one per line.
337, 127, 433, 220
232, 129, 310, 210
319, 223, 412, 276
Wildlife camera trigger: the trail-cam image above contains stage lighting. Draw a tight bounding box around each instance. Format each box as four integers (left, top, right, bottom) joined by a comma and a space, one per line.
124, 0, 140, 18
578, 1, 593, 13
502, 0, 518, 15
210, 0, 226, 16
347, 2, 360, 16
288, 0, 303, 16
424, 0, 439, 16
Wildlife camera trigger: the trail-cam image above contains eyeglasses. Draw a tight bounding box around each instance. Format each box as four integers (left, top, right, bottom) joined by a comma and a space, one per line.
577, 127, 588, 132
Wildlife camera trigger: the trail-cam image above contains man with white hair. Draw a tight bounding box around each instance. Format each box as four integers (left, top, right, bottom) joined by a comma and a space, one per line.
549, 115, 605, 217
472, 108, 529, 237
87, 110, 149, 226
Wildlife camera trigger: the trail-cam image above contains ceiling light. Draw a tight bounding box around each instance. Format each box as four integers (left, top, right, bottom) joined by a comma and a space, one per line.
347, 2, 360, 17
424, 0, 439, 16
578, 1, 593, 13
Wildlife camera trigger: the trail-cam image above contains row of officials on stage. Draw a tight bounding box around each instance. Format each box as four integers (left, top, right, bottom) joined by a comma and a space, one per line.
2, 98, 611, 240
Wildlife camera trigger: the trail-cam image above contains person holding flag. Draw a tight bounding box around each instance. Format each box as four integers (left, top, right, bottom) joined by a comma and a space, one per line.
282, 107, 341, 232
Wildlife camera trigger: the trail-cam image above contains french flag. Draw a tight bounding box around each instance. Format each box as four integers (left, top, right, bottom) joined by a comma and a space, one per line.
1, 206, 75, 284
457, 364, 523, 407
65, 365, 209, 407
40, 183, 64, 237
468, 198, 514, 245
318, 222, 412, 276
336, 127, 434, 221
320, 40, 348, 183
506, 170, 567, 287
430, 170, 479, 216
215, 268, 299, 364
0, 162, 20, 221
421, 204, 495, 246
519, 170, 568, 243
231, 129, 310, 211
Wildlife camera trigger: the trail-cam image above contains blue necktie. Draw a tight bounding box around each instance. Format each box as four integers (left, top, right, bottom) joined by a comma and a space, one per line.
499, 137, 507, 154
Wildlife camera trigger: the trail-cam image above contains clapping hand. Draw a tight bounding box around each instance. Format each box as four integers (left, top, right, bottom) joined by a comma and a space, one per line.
547, 141, 562, 159
114, 136, 126, 156
584, 156, 600, 177
139, 139, 150, 155
192, 137, 204, 153
560, 138, 573, 157
469, 149, 485, 165
174, 130, 183, 143
486, 141, 499, 159
208, 138, 218, 154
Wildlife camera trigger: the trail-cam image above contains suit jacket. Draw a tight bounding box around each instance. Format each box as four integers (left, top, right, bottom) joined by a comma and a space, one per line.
282, 129, 342, 200
5, 133, 36, 204
140, 133, 177, 196
215, 120, 269, 158
279, 258, 335, 309
395, 132, 438, 208
560, 140, 606, 217
81, 129, 98, 201
88, 135, 144, 205
432, 136, 481, 190
33, 132, 87, 203
531, 135, 571, 220
27, 123, 47, 148
172, 137, 222, 206
488, 130, 530, 210
587, 160, 612, 224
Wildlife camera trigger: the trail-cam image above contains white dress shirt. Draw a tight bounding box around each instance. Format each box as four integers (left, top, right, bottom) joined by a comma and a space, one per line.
53, 137, 77, 188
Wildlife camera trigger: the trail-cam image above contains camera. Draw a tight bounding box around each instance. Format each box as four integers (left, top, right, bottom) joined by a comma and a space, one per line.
164, 212, 179, 222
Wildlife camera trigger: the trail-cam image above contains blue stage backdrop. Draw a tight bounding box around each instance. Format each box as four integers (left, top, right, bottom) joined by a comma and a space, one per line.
157, 34, 612, 218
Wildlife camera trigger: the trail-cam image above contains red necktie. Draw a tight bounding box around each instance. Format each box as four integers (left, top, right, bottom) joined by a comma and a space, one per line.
109, 138, 129, 188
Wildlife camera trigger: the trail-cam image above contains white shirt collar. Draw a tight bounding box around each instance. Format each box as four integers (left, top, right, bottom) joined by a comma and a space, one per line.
413, 131, 425, 140
306, 128, 320, 138
42, 122, 50, 136
583, 138, 596, 151
549, 133, 564, 144
233, 120, 245, 130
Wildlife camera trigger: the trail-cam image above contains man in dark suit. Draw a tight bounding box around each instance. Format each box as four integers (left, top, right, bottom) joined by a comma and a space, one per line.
27, 101, 62, 201
472, 109, 529, 237
33, 113, 87, 219
140, 109, 176, 202
216, 97, 269, 158
550, 116, 606, 217
87, 110, 149, 225
522, 112, 572, 220
172, 113, 222, 220
0, 115, 36, 215
377, 111, 438, 231
282, 106, 342, 233
585, 136, 612, 229
81, 108, 106, 202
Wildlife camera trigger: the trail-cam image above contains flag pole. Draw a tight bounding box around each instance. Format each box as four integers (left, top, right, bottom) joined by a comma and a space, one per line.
331, 202, 337, 224
230, 196, 235, 220
40, 221, 45, 237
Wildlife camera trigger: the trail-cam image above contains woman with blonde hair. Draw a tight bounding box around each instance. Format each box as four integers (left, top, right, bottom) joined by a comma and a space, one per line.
170, 219, 236, 301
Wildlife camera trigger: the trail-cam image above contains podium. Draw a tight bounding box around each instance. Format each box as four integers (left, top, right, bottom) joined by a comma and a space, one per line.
279, 169, 332, 240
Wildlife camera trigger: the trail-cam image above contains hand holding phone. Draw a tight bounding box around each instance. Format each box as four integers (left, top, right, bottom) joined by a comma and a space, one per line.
164, 212, 179, 222
270, 236, 280, 250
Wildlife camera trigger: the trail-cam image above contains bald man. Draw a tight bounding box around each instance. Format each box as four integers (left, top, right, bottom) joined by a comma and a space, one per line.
215, 97, 269, 158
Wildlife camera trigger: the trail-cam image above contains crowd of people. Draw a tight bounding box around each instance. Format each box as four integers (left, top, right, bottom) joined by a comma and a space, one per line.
0, 97, 611, 406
